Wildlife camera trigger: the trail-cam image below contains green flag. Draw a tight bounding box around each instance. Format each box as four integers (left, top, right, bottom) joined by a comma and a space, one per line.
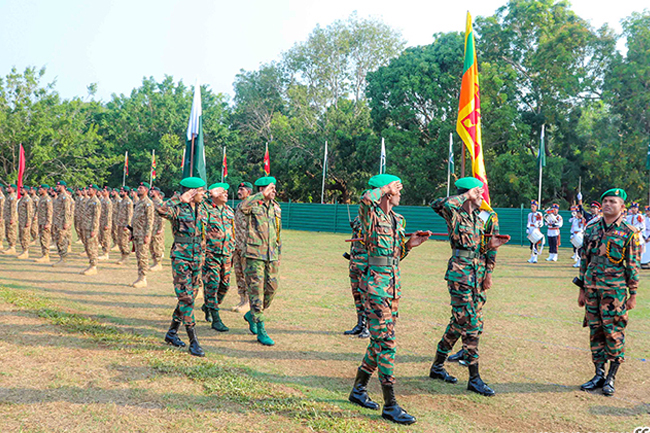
183, 82, 207, 182
538, 125, 546, 168
646, 141, 650, 170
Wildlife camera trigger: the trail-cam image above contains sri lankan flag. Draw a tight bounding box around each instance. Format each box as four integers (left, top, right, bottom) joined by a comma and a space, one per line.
457, 12, 491, 208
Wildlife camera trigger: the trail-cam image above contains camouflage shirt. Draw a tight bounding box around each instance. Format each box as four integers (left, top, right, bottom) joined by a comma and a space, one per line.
100, 197, 113, 229
37, 195, 53, 227
205, 202, 235, 256
431, 193, 484, 287
240, 192, 282, 261
579, 215, 641, 295
116, 196, 134, 227
477, 211, 499, 287
234, 200, 248, 251
132, 196, 154, 239
31, 195, 40, 224
4, 192, 17, 223
53, 193, 72, 229
349, 215, 368, 258
83, 196, 101, 232
157, 196, 208, 262
151, 197, 164, 234
112, 197, 121, 224
18, 195, 34, 227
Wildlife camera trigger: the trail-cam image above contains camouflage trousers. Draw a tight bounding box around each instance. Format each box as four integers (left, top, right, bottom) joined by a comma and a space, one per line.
52, 226, 70, 259
584, 287, 628, 363
232, 249, 248, 296
437, 281, 482, 366
0, 220, 4, 247
4, 221, 16, 248
202, 253, 232, 311
111, 222, 119, 247
30, 219, 38, 242
360, 295, 399, 386
349, 257, 368, 316
150, 232, 165, 263
133, 238, 149, 278
171, 259, 202, 327
244, 258, 279, 323
117, 226, 131, 256
19, 225, 30, 252
99, 227, 111, 255
83, 229, 99, 266
39, 225, 51, 256
74, 219, 84, 244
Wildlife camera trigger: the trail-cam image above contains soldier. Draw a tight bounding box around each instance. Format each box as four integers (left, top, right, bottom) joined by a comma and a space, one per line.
625, 202, 645, 233
115, 186, 134, 264
157, 177, 209, 357
34, 184, 53, 263
81, 185, 102, 275
0, 186, 5, 250
131, 182, 154, 288
98, 187, 113, 260
577, 193, 602, 224
2, 184, 18, 255
29, 187, 39, 245
577, 188, 640, 396
74, 188, 85, 245
16, 186, 34, 259
545, 204, 563, 262
200, 183, 235, 332
526, 200, 544, 263
239, 176, 282, 346
429, 177, 507, 397
52, 181, 73, 266
346, 175, 428, 425
569, 205, 586, 268
642, 206, 650, 269
344, 197, 370, 339
149, 187, 165, 271
231, 181, 252, 313
130, 189, 139, 206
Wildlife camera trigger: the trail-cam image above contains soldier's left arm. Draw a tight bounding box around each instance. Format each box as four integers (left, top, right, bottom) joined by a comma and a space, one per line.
485, 213, 499, 274
92, 200, 101, 233
46, 199, 53, 227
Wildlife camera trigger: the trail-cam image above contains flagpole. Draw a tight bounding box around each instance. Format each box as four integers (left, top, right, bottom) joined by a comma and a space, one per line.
189, 135, 196, 177
150, 149, 154, 186
447, 133, 452, 197
538, 124, 544, 206
123, 151, 127, 187
221, 146, 226, 182
321, 141, 327, 204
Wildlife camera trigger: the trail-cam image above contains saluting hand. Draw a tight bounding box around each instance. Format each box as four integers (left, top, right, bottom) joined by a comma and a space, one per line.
382, 181, 402, 196
180, 189, 197, 203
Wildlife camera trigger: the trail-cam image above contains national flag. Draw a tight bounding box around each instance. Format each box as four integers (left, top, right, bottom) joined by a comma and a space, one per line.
379, 137, 386, 174
151, 149, 157, 182
645, 141, 650, 170
124, 151, 129, 177
183, 81, 207, 182
222, 146, 228, 181
448, 133, 455, 175
17, 144, 25, 199
538, 125, 547, 168
263, 142, 270, 175
456, 12, 491, 208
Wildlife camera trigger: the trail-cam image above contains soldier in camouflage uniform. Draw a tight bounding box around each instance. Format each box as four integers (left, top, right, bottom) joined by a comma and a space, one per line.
115, 186, 134, 264
347, 175, 428, 426
200, 182, 235, 332
149, 187, 165, 271
81, 185, 102, 275
343, 209, 370, 338
157, 177, 209, 357
577, 188, 640, 397
34, 184, 53, 263
240, 176, 282, 346
131, 182, 154, 288
52, 181, 73, 266
231, 182, 252, 313
430, 177, 507, 397
111, 188, 121, 251
74, 189, 85, 246
2, 185, 18, 255
98, 187, 113, 260
29, 187, 39, 245
16, 186, 34, 259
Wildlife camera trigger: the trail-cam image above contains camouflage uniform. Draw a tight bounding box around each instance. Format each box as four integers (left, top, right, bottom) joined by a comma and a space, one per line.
157, 195, 208, 327
74, 195, 85, 244
4, 192, 18, 249
132, 195, 154, 278
240, 192, 282, 323
30, 193, 39, 243
475, 211, 499, 335
37, 194, 53, 256
349, 216, 369, 318
18, 194, 34, 253
116, 195, 134, 257
83, 195, 101, 266
580, 215, 640, 362
111, 195, 121, 248
232, 200, 249, 298
431, 193, 484, 366
53, 191, 73, 259
99, 195, 113, 256
149, 196, 165, 264
203, 203, 235, 310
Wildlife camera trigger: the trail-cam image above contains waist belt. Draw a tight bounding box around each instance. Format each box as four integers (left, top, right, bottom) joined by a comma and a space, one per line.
174, 235, 202, 244
368, 256, 400, 267
453, 249, 479, 259
591, 256, 610, 265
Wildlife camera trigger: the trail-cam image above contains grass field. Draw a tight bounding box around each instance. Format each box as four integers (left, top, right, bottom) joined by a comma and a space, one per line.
0, 229, 648, 433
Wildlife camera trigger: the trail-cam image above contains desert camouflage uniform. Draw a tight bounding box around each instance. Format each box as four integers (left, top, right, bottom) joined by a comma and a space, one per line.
83, 195, 101, 266
232, 200, 249, 298
111, 195, 121, 247
580, 215, 640, 362
203, 203, 235, 311
99, 196, 113, 256
150, 197, 165, 263
18, 194, 34, 253
4, 192, 18, 248
431, 193, 485, 366
157, 195, 208, 327
30, 193, 39, 242
116, 196, 134, 256
53, 192, 73, 259
74, 195, 85, 244
132, 195, 154, 278
349, 215, 368, 318
37, 194, 53, 256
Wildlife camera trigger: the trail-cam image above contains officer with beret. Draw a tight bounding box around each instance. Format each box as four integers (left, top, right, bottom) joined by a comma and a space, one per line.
34, 184, 53, 263
577, 188, 640, 396
149, 187, 166, 272
52, 181, 73, 266
2, 184, 18, 255
115, 186, 134, 265
81, 184, 102, 275
231, 181, 253, 313
16, 185, 34, 259
29, 186, 40, 245
131, 182, 154, 288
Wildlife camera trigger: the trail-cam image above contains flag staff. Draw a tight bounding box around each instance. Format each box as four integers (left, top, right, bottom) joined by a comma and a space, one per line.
447, 133, 453, 197
221, 146, 226, 182
537, 124, 545, 206
150, 149, 154, 186
123, 151, 128, 187
321, 141, 328, 204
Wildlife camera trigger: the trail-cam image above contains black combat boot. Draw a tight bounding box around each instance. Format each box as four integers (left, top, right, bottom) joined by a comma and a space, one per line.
164, 320, 186, 347
381, 383, 416, 425
429, 351, 458, 383
348, 368, 380, 410
358, 325, 370, 339
602, 361, 620, 396
579, 362, 606, 392
201, 304, 211, 322
447, 348, 466, 363
210, 308, 229, 332
344, 313, 365, 335
467, 363, 495, 396
186, 325, 205, 357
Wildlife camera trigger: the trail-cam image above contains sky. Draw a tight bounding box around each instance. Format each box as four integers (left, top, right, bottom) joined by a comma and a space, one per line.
0, 0, 647, 102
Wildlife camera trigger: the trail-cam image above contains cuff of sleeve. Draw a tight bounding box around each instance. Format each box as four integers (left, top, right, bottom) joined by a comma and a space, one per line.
629, 289, 637, 296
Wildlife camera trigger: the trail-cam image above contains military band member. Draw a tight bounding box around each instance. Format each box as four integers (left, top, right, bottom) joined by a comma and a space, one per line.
545, 204, 563, 261
2, 184, 18, 255
231, 182, 252, 313
625, 202, 645, 233
131, 182, 154, 288
17, 186, 34, 259
642, 206, 650, 269
577, 192, 601, 224
34, 184, 53, 263
569, 205, 586, 268
527, 200, 544, 263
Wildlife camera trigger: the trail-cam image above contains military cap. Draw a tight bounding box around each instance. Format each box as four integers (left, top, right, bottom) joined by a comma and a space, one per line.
552, 203, 559, 209
238, 181, 253, 189
600, 188, 627, 202
9, 184, 17, 189
254, 176, 277, 187
590, 201, 601, 209
56, 180, 67, 186
630, 201, 639, 208
530, 199, 539, 206
121, 186, 131, 192
139, 181, 151, 189
179, 177, 206, 189
645, 206, 650, 212
40, 184, 50, 189
88, 184, 100, 190
67, 187, 73, 193
208, 182, 230, 191
153, 186, 161, 192
368, 174, 401, 188
455, 177, 483, 192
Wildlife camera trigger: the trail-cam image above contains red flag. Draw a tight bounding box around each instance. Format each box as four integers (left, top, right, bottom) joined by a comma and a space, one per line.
151, 150, 157, 182
124, 151, 129, 177
222, 146, 228, 179
263, 142, 270, 175
17, 144, 25, 199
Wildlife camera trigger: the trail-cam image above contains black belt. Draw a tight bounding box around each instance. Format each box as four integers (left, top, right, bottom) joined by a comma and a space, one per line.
591, 256, 611, 265
453, 249, 479, 259
174, 235, 202, 244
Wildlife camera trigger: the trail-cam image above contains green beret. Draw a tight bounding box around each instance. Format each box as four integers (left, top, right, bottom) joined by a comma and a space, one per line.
56, 180, 67, 186
89, 184, 100, 190
368, 174, 401, 188
600, 188, 627, 202
139, 181, 151, 189
121, 186, 130, 192
239, 182, 253, 189
179, 177, 206, 189
40, 184, 50, 189
9, 184, 17, 189
455, 177, 484, 191
254, 176, 276, 187
67, 188, 73, 193
153, 187, 161, 192
208, 182, 230, 191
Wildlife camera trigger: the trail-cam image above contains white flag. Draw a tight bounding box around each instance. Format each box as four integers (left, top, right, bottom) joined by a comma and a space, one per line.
186, 80, 202, 141
379, 137, 386, 174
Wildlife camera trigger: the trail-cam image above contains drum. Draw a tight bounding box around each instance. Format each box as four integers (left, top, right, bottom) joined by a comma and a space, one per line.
571, 232, 584, 248
527, 228, 544, 244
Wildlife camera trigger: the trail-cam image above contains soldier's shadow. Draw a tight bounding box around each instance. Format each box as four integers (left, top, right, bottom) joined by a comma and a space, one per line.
589, 403, 650, 417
